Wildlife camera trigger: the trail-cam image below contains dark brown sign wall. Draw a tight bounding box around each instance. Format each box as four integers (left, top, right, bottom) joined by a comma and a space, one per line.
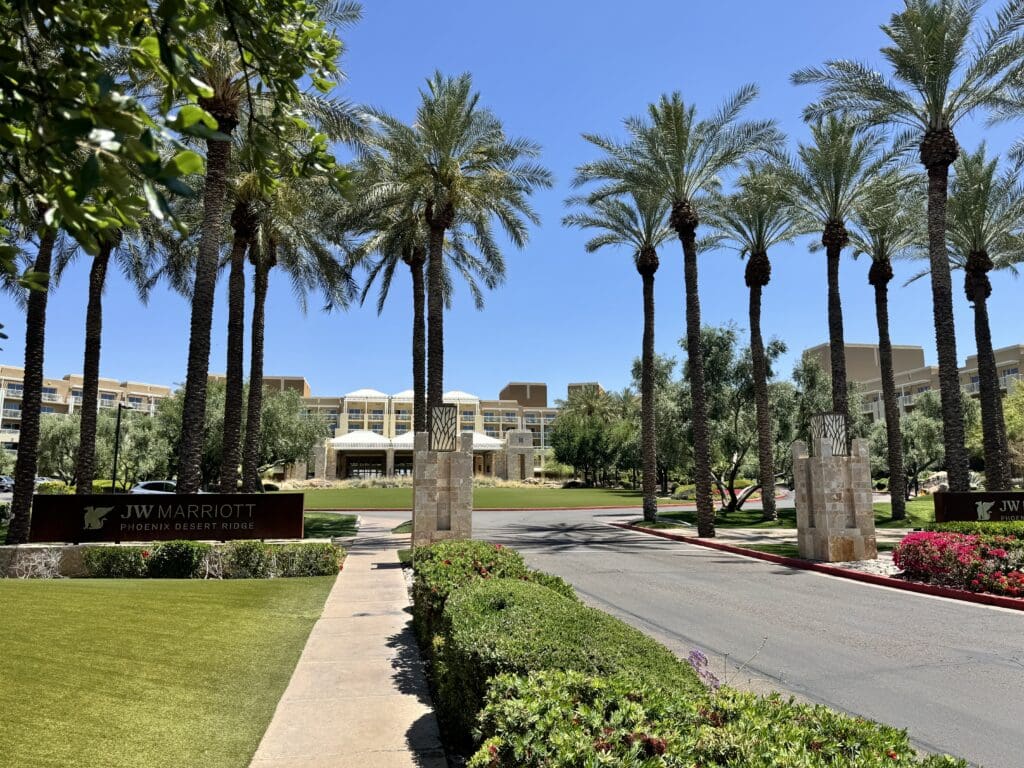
28, 494, 305, 543
933, 492, 1024, 523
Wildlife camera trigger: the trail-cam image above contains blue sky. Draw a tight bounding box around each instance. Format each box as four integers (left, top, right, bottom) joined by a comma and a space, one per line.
3, 0, 1022, 404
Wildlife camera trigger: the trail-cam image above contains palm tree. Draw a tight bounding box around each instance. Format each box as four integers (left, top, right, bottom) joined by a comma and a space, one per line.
53, 227, 152, 495
793, 0, 1024, 491
575, 86, 781, 537
849, 174, 925, 519
174, 2, 362, 493
363, 72, 552, 432
946, 144, 1024, 490
564, 192, 674, 522
5, 212, 57, 544
239, 174, 355, 492
782, 117, 889, 429
707, 164, 803, 521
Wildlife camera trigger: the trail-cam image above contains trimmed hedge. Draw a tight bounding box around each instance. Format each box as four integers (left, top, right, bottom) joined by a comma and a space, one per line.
469, 671, 967, 768
145, 540, 211, 578
81, 540, 343, 579
929, 520, 1024, 537
434, 578, 701, 750
411, 539, 575, 644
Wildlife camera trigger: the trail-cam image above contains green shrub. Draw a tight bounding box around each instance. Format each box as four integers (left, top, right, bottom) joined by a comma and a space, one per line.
275, 542, 343, 577
0, 502, 10, 523
145, 540, 212, 578
223, 541, 274, 579
521, 569, 576, 600
928, 520, 1024, 537
411, 540, 531, 643
83, 546, 148, 578
36, 481, 72, 495
434, 578, 701, 750
469, 671, 967, 768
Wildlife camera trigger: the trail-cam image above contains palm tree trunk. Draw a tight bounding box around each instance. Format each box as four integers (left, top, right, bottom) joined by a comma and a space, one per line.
870, 259, 906, 520
921, 131, 969, 492
177, 124, 237, 494
426, 219, 446, 435
966, 254, 1010, 490
671, 202, 714, 537
219, 215, 249, 493
409, 247, 427, 434
7, 228, 55, 544
241, 242, 271, 493
823, 221, 849, 427
638, 249, 659, 523
746, 253, 775, 522
74, 243, 112, 496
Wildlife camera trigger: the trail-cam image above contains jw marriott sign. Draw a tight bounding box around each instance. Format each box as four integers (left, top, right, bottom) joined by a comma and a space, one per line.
28, 493, 304, 543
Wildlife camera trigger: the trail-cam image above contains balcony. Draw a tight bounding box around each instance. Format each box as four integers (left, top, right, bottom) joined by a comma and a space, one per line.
4, 387, 22, 398
0, 427, 19, 436
99, 400, 116, 409
2, 409, 21, 418
70, 395, 83, 405
1000, 373, 1021, 390
41, 392, 61, 403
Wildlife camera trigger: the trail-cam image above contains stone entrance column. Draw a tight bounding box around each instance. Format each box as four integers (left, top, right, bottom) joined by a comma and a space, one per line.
412, 406, 473, 547
793, 414, 877, 561
386, 448, 395, 477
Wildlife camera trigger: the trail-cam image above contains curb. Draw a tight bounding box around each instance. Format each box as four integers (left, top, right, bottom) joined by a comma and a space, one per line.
612, 523, 1024, 613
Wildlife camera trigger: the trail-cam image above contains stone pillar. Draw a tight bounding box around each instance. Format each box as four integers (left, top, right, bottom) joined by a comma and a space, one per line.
326, 449, 338, 480
412, 431, 473, 547
312, 439, 329, 479
386, 448, 395, 477
794, 436, 877, 562
502, 430, 535, 481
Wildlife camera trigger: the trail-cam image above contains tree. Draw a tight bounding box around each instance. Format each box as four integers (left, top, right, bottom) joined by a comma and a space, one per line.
849, 173, 925, 519
550, 388, 618, 485
696, 325, 786, 515
707, 163, 803, 520
239, 173, 356, 492
791, 353, 870, 448
1003, 381, 1024, 475
364, 72, 551, 432
576, 87, 781, 536
352, 160, 506, 437
172, 0, 353, 494
37, 414, 80, 485
564, 192, 674, 521
793, 0, 1024, 491
945, 143, 1024, 490
782, 117, 889, 428
632, 355, 690, 494
155, 380, 327, 489
872, 389, 981, 495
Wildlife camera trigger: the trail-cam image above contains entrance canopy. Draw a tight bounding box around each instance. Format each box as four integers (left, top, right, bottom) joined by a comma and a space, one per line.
387, 430, 504, 451
329, 430, 391, 451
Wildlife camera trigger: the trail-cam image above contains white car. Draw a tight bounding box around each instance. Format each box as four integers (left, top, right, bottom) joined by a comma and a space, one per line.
129, 480, 178, 494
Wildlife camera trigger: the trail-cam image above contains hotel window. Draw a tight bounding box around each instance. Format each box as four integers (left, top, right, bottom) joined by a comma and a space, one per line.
128, 396, 144, 407
503, 411, 517, 421
41, 406, 54, 413
483, 411, 497, 423
370, 409, 384, 418
6, 383, 22, 393
348, 408, 363, 417
1004, 367, 1020, 376
485, 428, 498, 438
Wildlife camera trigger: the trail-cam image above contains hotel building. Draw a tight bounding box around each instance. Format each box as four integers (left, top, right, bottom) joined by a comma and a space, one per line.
0, 365, 172, 455
803, 343, 1024, 423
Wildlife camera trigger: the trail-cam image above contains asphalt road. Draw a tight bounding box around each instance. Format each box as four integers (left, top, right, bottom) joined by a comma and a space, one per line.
368, 508, 1024, 768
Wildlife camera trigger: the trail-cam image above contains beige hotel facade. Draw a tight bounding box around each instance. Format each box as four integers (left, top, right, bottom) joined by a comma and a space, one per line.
804, 342, 1024, 423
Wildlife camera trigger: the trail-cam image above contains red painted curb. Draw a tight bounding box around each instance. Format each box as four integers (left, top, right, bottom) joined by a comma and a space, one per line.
612, 523, 1024, 612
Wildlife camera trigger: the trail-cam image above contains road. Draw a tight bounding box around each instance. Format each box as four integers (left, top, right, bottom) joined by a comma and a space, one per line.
366, 507, 1024, 768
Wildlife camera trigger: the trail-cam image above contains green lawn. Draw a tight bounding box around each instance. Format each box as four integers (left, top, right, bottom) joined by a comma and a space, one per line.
300, 486, 645, 510
0, 577, 333, 768
391, 520, 412, 534
303, 512, 358, 538
660, 497, 934, 530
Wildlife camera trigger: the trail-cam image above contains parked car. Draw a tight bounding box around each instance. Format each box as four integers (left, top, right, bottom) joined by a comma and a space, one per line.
129, 480, 178, 495
0, 476, 13, 492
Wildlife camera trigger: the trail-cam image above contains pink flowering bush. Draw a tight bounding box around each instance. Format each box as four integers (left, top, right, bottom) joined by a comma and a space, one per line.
894, 531, 1024, 597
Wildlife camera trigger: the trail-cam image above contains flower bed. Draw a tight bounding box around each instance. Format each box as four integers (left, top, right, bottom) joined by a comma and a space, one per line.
893, 531, 1024, 597
411, 539, 967, 766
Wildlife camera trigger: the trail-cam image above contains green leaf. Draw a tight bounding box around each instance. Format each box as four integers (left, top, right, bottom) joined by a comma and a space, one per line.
174, 104, 216, 130
138, 36, 160, 59
142, 180, 166, 220
166, 150, 203, 177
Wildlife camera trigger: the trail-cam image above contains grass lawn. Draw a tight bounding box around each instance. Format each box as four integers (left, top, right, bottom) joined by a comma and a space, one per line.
300, 486, 645, 510
744, 541, 896, 558
397, 548, 413, 565
391, 520, 412, 534
0, 577, 333, 768
303, 512, 358, 538
660, 497, 934, 530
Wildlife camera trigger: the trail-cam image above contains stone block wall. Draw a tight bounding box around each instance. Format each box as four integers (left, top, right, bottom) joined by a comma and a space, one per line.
412, 432, 473, 547
793, 437, 877, 562
498, 430, 535, 481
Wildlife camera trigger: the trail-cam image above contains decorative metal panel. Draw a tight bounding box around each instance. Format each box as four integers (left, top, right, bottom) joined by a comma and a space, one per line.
810, 412, 847, 456
430, 405, 458, 451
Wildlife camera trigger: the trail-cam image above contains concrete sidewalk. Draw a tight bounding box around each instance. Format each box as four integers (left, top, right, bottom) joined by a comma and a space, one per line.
250, 518, 446, 768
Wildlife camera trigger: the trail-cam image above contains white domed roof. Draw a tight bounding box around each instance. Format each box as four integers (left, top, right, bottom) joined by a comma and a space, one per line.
344, 388, 388, 399
392, 389, 415, 399
443, 390, 479, 402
